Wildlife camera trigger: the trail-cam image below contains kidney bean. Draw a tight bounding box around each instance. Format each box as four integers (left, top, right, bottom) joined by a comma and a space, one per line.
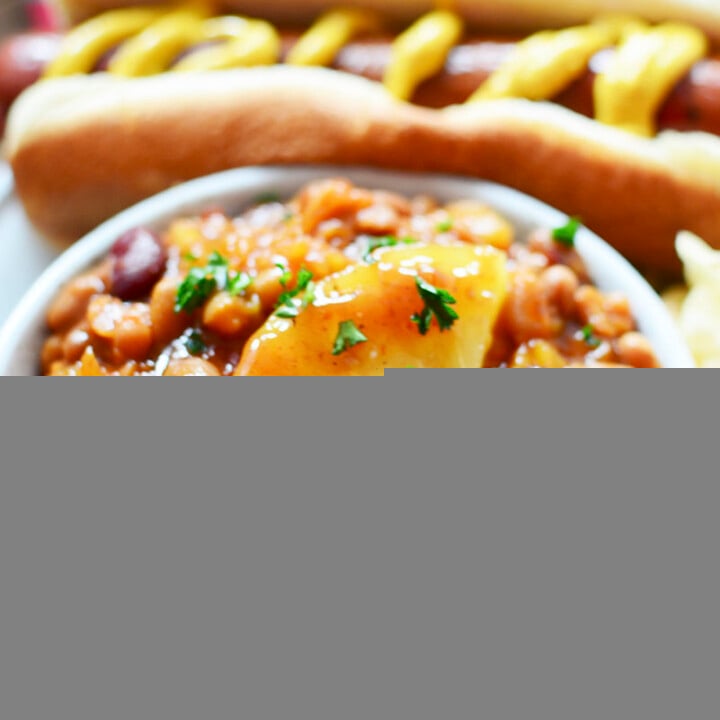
110, 228, 167, 301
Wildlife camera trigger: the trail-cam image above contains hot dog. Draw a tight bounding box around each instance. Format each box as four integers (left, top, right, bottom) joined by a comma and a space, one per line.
52, 0, 720, 42
0, 32, 64, 134
6, 1, 720, 277
4, 28, 720, 135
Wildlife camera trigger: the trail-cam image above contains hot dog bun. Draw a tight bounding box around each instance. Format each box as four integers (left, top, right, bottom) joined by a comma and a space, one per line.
7, 66, 720, 275
53, 1, 720, 40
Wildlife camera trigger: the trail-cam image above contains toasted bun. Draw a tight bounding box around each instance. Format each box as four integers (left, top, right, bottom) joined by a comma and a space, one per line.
7, 66, 720, 275
53, 0, 720, 39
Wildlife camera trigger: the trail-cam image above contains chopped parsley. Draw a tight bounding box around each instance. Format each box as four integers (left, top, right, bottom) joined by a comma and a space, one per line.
362, 235, 418, 263
436, 219, 454, 233
175, 251, 253, 313
332, 320, 368, 356
275, 306, 300, 319
184, 329, 206, 356
227, 271, 253, 296
552, 216, 582, 248
302, 280, 317, 308
274, 266, 315, 318
411, 276, 459, 335
296, 268, 313, 291
275, 262, 293, 288
581, 324, 601, 348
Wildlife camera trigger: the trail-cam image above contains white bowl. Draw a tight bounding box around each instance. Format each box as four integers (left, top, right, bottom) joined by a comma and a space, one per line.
0, 165, 695, 373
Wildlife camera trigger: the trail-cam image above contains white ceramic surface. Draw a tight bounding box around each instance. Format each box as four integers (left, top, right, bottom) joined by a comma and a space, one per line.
0, 165, 695, 373
0, 167, 62, 327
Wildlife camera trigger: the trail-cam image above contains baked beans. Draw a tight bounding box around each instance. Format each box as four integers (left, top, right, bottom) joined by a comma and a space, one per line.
42, 178, 660, 374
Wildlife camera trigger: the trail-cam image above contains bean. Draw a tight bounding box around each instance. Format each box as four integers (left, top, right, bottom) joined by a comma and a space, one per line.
87, 296, 153, 363
149, 277, 189, 347
203, 292, 262, 338
110, 227, 167, 301
356, 204, 400, 235
298, 178, 372, 233
114, 317, 153, 362
252, 268, 286, 309
410, 195, 439, 215
541, 265, 580, 318
527, 228, 587, 277
62, 328, 91, 364
575, 286, 635, 337
504, 269, 563, 343
40, 336, 63, 373
511, 340, 566, 368
46, 271, 106, 331
616, 332, 660, 368
163, 357, 220, 376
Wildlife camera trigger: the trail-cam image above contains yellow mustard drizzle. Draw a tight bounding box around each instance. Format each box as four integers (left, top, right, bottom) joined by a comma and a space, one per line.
594, 24, 708, 136
383, 10, 464, 101
286, 8, 381, 66
41, 5, 711, 138
469, 24, 619, 102
591, 13, 648, 42
108, 8, 213, 76
172, 17, 280, 71
469, 14, 710, 136
43, 7, 169, 77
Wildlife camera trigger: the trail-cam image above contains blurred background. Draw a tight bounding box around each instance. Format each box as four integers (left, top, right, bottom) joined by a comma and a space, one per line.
0, 1, 59, 34
0, 0, 62, 324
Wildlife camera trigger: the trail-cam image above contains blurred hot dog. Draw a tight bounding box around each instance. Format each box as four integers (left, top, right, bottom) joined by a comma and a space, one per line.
51, 0, 720, 42
3, 28, 720, 136
6, 1, 720, 278
0, 32, 64, 134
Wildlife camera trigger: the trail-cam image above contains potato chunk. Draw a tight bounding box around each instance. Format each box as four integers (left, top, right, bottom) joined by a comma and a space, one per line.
236, 243, 508, 376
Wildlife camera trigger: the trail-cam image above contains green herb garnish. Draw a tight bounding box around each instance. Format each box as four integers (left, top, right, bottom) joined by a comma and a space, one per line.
552, 217, 582, 248
581, 324, 601, 348
411, 276, 459, 336
275, 307, 300, 319
276, 262, 293, 288
175, 251, 253, 313
362, 235, 418, 263
436, 219, 454, 233
184, 329, 206, 356
274, 266, 315, 317
302, 281, 316, 308
296, 268, 313, 291
332, 320, 368, 356
227, 271, 253, 297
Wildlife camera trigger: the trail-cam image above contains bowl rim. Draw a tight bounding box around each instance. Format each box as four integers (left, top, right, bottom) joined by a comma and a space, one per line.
0, 164, 696, 373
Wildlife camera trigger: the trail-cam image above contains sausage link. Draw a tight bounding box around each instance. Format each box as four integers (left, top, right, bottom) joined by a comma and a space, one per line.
3, 29, 720, 135
0, 32, 64, 107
